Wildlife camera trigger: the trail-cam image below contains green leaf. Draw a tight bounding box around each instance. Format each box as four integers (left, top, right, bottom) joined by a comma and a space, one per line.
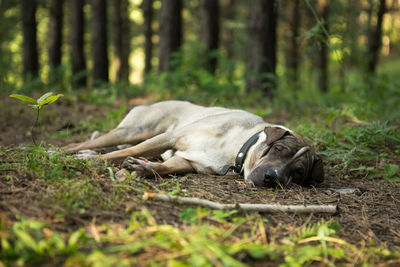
9, 94, 36, 104
168, 181, 180, 196
212, 209, 238, 221
37, 92, 54, 104
328, 221, 341, 234
107, 167, 116, 182
39, 94, 63, 107
68, 229, 84, 249
384, 164, 399, 177
246, 247, 266, 259
107, 241, 149, 253
179, 208, 198, 223
14, 229, 38, 251
1, 238, 12, 252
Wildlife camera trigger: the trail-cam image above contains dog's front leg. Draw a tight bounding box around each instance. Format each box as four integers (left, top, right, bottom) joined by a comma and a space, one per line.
100, 133, 173, 163
122, 155, 194, 177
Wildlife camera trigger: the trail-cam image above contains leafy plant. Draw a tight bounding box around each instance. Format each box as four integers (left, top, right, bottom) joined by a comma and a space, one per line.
179, 207, 209, 224
0, 216, 87, 265
168, 181, 181, 196
212, 209, 239, 223
9, 92, 63, 145
298, 119, 400, 180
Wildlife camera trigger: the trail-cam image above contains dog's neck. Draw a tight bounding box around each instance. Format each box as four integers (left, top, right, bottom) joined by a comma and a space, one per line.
243, 131, 268, 179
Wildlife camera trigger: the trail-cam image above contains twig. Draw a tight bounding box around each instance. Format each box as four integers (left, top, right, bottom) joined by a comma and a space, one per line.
143, 192, 338, 214
0, 188, 28, 194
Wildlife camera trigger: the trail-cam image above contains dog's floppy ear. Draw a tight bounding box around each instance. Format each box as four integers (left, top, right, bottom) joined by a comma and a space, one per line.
264, 126, 290, 145
308, 158, 324, 184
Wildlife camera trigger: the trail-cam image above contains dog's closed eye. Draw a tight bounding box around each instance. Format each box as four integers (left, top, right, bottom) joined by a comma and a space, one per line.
274, 145, 284, 153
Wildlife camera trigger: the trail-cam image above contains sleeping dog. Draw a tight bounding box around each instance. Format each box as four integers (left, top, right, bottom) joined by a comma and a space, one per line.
63, 101, 324, 187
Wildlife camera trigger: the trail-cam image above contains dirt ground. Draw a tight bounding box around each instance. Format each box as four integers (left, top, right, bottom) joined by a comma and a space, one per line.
1, 96, 400, 251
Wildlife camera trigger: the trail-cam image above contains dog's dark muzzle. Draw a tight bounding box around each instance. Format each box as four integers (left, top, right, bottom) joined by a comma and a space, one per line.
247, 164, 287, 187
247, 147, 312, 187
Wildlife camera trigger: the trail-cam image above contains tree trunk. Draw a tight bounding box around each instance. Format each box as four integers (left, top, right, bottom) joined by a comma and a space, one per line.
158, 0, 183, 73
345, 0, 361, 67
92, 0, 109, 83
22, 0, 39, 79
222, 0, 235, 59
113, 0, 130, 82
316, 0, 329, 92
48, 0, 64, 69
70, 0, 87, 87
285, 0, 300, 87
199, 0, 220, 74
367, 0, 386, 73
246, 0, 278, 96
142, 0, 154, 74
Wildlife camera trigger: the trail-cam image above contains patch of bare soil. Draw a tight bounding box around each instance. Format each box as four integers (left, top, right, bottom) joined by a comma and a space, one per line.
1, 95, 399, 250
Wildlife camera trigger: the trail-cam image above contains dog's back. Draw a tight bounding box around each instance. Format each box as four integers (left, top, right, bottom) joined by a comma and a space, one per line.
118, 100, 261, 135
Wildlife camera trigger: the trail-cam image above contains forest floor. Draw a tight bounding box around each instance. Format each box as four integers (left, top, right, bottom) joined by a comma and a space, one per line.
1, 94, 400, 266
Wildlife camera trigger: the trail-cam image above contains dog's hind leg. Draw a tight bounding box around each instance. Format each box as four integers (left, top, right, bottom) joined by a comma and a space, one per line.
121, 155, 194, 177
100, 132, 173, 163
63, 104, 175, 153
62, 126, 160, 153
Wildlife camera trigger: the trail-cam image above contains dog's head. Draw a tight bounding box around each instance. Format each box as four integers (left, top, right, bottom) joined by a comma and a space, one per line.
245, 126, 324, 187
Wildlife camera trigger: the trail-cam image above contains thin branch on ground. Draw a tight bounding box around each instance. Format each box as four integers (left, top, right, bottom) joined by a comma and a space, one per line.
143, 191, 338, 214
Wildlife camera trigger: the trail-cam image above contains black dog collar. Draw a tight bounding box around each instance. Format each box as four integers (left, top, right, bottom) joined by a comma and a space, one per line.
221, 130, 263, 175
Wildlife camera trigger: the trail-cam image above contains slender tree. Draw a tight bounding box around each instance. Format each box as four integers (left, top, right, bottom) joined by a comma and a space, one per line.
142, 0, 154, 74
70, 0, 87, 87
22, 0, 39, 79
113, 0, 130, 82
345, 0, 361, 67
286, 0, 300, 88
199, 0, 220, 74
367, 0, 386, 73
48, 0, 64, 69
246, 0, 278, 96
222, 0, 235, 59
158, 0, 183, 73
316, 0, 329, 92
92, 0, 109, 83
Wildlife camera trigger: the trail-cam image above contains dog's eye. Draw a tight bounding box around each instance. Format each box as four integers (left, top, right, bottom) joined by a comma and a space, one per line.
274, 145, 283, 153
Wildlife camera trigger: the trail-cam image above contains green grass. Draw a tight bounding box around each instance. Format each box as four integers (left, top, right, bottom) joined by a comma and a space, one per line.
1, 210, 399, 266
291, 118, 400, 181
0, 144, 90, 181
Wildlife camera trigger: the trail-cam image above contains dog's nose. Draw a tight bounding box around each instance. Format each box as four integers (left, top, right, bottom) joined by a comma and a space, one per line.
264, 169, 278, 184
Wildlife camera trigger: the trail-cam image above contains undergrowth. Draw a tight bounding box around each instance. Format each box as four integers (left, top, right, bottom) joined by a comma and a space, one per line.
1, 209, 399, 266
0, 144, 91, 181
293, 118, 400, 182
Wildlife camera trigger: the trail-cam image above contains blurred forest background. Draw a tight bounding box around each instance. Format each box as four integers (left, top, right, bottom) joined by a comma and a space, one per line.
1, 0, 400, 120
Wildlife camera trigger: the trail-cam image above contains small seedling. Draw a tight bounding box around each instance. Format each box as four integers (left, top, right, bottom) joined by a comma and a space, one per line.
9, 92, 63, 145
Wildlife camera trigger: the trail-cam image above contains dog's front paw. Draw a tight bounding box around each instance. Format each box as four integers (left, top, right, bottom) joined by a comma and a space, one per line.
75, 149, 98, 159
62, 143, 80, 153
121, 157, 151, 177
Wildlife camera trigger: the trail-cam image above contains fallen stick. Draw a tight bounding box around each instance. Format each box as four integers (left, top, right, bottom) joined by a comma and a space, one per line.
143, 191, 338, 214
